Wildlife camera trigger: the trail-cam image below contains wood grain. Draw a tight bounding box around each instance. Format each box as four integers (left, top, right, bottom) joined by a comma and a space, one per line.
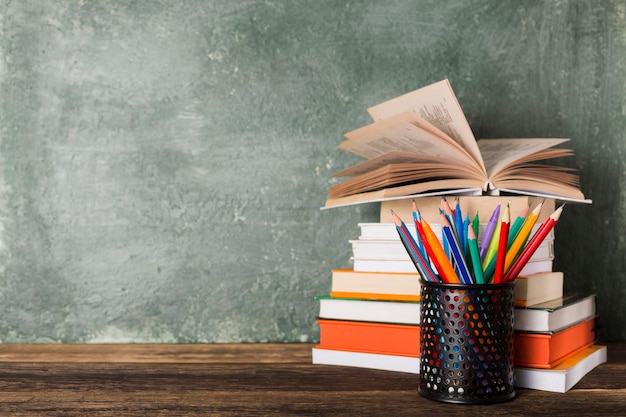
0, 343, 623, 416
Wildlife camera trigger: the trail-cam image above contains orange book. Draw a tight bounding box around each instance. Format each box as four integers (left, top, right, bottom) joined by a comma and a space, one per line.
329, 291, 419, 302
316, 319, 420, 357
514, 317, 597, 368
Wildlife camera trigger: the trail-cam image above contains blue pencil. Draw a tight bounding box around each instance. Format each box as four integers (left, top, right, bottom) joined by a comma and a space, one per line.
411, 202, 429, 264
392, 210, 438, 282
453, 198, 465, 256
441, 214, 473, 284
462, 214, 470, 257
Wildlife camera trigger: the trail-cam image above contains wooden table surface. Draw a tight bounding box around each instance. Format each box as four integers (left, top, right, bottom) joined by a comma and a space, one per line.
0, 342, 623, 416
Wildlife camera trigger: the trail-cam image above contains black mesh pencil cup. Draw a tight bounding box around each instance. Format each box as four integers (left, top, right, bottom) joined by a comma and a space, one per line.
419, 280, 515, 404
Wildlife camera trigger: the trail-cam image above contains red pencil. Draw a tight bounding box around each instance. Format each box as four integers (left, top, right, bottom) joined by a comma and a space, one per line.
504, 204, 564, 282
493, 203, 510, 284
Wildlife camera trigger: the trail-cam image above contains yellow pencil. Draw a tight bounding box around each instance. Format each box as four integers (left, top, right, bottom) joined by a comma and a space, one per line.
481, 215, 502, 270
503, 200, 544, 274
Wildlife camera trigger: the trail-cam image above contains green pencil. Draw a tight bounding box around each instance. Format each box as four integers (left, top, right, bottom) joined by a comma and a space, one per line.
507, 204, 530, 246
467, 224, 484, 284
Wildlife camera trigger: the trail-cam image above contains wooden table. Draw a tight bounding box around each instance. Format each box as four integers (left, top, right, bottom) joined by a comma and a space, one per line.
0, 342, 623, 416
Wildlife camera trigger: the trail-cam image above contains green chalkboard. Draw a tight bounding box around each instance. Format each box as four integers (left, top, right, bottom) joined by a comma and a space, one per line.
0, 1, 624, 343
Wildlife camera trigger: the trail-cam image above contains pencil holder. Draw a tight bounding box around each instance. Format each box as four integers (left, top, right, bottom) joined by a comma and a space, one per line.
418, 280, 515, 404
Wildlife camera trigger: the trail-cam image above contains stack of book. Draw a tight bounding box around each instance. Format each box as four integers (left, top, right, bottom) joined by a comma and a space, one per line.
314, 80, 605, 393
513, 286, 605, 392
313, 196, 606, 392
312, 269, 422, 373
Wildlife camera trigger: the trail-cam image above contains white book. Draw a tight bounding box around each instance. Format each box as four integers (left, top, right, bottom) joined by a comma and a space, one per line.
514, 294, 596, 332
350, 237, 553, 261
352, 257, 553, 276
514, 345, 607, 393
312, 347, 420, 374
358, 222, 552, 241
317, 296, 421, 325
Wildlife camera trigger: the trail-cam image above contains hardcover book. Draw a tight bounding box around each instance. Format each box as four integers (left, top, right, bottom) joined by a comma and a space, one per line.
514, 316, 597, 368
514, 294, 596, 332
316, 319, 420, 357
317, 296, 421, 325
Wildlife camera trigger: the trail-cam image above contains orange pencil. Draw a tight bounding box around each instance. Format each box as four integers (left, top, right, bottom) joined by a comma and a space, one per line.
421, 217, 460, 284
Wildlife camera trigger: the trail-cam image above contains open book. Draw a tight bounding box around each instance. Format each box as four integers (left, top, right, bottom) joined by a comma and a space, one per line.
324, 80, 591, 208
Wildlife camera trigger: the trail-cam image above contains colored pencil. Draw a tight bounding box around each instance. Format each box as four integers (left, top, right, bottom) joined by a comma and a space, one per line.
391, 210, 438, 282
421, 217, 460, 284
503, 200, 544, 275
440, 198, 454, 262
411, 210, 427, 261
504, 205, 564, 282
462, 214, 470, 255
411, 201, 429, 264
482, 216, 502, 269
479, 202, 501, 261
441, 214, 472, 284
481, 247, 498, 282
493, 203, 510, 284
467, 224, 485, 284
440, 197, 454, 219
412, 203, 441, 277
453, 198, 465, 256
472, 212, 480, 238
507, 203, 530, 246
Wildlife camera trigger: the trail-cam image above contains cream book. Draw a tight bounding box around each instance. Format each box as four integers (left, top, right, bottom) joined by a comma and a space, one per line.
329, 269, 421, 301
514, 271, 564, 307
324, 80, 591, 208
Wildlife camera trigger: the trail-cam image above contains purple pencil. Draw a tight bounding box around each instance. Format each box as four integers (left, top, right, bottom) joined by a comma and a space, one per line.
479, 202, 501, 261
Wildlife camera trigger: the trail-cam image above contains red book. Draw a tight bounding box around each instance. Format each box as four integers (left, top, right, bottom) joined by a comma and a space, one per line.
317, 319, 420, 357
514, 317, 597, 368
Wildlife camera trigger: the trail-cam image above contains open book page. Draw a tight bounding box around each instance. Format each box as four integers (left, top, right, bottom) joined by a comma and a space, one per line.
366, 79, 485, 173
340, 111, 482, 173
332, 151, 484, 178
324, 181, 484, 208
478, 138, 571, 177
328, 163, 486, 198
490, 165, 579, 187
493, 180, 586, 201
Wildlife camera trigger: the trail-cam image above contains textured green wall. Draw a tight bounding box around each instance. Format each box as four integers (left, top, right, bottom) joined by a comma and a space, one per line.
0, 1, 624, 342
